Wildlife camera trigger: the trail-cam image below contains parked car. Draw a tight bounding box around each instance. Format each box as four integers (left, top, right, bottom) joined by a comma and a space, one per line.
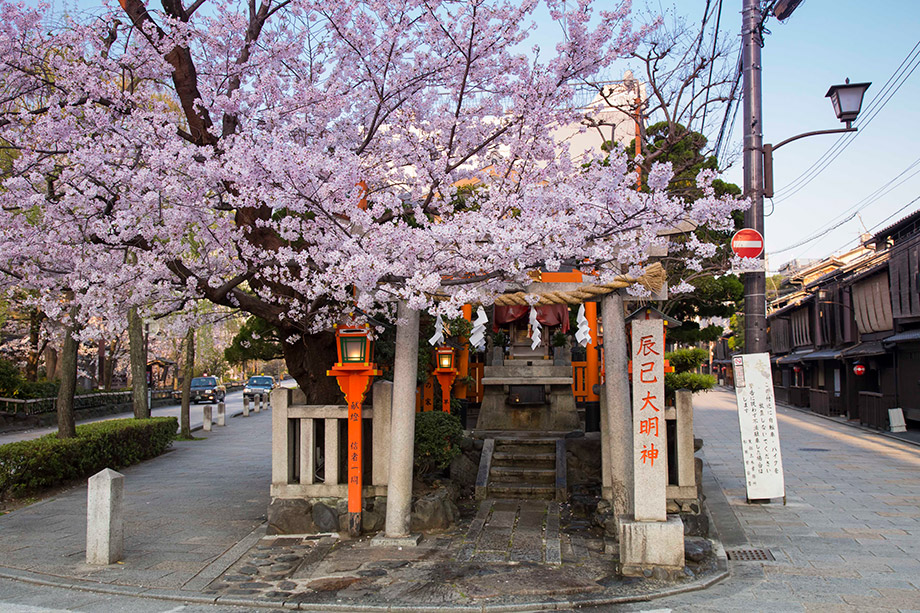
190, 376, 226, 404
243, 375, 275, 399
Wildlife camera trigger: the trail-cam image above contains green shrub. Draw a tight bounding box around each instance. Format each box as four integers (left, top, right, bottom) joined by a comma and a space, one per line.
414, 411, 463, 476
17, 380, 59, 399
0, 358, 24, 397
665, 372, 717, 395
665, 347, 709, 373
0, 417, 177, 498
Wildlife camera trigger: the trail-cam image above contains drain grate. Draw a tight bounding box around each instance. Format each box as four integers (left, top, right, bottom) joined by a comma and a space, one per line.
726, 548, 775, 561
798, 447, 830, 452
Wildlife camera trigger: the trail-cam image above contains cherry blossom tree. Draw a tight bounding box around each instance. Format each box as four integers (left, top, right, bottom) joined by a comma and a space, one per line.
0, 0, 744, 402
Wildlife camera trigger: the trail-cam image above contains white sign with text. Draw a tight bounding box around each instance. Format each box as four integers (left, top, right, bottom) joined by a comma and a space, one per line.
732, 353, 785, 500
631, 318, 667, 521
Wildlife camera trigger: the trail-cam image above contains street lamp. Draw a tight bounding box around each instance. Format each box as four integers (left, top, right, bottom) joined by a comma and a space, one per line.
742, 70, 870, 356
763, 80, 871, 198
825, 80, 871, 126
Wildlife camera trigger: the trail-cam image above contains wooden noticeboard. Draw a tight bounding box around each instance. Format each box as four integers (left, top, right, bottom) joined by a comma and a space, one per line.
732, 353, 785, 501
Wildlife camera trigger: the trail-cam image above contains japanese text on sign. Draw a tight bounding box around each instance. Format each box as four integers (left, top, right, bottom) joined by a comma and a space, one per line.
630, 318, 667, 521
733, 353, 785, 500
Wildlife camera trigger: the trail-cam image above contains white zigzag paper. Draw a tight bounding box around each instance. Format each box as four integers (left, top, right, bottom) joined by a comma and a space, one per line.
575, 303, 593, 347
529, 307, 542, 350
469, 306, 488, 351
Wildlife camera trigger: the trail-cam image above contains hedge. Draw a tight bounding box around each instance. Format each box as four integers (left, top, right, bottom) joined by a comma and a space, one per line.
0, 417, 177, 499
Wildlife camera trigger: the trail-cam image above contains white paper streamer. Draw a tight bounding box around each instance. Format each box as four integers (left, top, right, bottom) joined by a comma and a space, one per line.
575, 304, 593, 347
469, 306, 488, 352
428, 314, 444, 346
529, 307, 542, 350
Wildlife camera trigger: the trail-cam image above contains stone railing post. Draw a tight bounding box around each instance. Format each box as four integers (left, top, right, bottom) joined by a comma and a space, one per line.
271, 387, 292, 486
675, 390, 695, 490
372, 380, 393, 487
86, 469, 124, 565
217, 402, 226, 427
203, 405, 213, 431
243, 396, 250, 417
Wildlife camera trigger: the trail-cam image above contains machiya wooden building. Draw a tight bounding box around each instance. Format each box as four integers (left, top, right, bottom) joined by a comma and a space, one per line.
766, 208, 920, 429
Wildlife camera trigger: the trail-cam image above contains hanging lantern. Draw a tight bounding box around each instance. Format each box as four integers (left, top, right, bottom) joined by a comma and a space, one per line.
793, 365, 802, 373
853, 363, 866, 376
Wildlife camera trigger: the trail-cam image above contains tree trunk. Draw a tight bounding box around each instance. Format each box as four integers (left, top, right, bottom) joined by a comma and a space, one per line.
128, 307, 149, 418
56, 319, 79, 439
180, 327, 194, 438
44, 345, 58, 380
280, 329, 343, 404
26, 308, 42, 381
103, 339, 117, 390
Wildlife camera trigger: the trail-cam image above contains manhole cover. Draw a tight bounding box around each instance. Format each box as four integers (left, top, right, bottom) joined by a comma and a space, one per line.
798, 448, 830, 452
726, 548, 775, 561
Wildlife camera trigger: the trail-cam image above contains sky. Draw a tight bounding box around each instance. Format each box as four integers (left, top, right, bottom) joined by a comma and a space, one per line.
41, 0, 919, 273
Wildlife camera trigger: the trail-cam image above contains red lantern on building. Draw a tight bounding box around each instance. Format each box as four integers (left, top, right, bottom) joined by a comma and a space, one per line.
853, 363, 866, 376
793, 365, 802, 373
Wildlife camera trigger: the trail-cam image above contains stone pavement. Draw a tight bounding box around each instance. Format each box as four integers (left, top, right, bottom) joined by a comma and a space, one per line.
0, 388, 918, 612
605, 389, 920, 613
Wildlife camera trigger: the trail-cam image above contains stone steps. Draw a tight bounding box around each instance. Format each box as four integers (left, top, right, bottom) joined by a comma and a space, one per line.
489, 465, 556, 484
481, 438, 562, 500
487, 483, 556, 500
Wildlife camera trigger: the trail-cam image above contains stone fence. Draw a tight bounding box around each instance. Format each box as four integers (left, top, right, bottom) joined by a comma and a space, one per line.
270, 381, 391, 500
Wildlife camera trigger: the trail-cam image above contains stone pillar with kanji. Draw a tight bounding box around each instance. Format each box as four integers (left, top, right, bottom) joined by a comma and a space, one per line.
618, 317, 685, 578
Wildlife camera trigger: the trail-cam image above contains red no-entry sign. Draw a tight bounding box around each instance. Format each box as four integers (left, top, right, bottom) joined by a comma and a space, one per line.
731, 228, 764, 258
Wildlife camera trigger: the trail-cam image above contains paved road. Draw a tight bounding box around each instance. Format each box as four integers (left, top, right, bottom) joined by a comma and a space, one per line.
591, 389, 920, 612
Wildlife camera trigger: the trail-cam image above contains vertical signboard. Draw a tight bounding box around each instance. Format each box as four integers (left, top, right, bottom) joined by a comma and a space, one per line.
631, 318, 666, 521
732, 353, 785, 500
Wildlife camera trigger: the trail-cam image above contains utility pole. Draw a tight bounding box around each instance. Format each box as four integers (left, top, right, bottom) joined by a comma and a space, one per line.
741, 0, 767, 353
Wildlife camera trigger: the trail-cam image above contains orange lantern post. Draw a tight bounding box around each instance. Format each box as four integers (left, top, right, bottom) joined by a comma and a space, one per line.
433, 346, 458, 413
326, 324, 381, 537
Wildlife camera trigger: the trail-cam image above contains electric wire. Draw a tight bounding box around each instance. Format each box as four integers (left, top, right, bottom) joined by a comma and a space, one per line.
771, 39, 920, 201
823, 196, 920, 257
779, 153, 920, 245
772, 38, 920, 198
771, 156, 920, 255
700, 0, 724, 133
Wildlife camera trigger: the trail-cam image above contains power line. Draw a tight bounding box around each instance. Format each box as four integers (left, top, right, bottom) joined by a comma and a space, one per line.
772, 38, 920, 198
771, 39, 920, 201
771, 154, 920, 255
700, 0, 724, 132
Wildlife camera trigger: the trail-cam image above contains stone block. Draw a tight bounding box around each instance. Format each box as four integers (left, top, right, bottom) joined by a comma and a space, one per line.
267, 498, 315, 535
217, 402, 226, 427
203, 405, 212, 431
312, 502, 339, 532
86, 468, 124, 565
618, 515, 685, 576
243, 397, 250, 417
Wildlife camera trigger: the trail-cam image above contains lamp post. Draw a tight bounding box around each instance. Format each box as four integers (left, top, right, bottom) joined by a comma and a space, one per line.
326, 324, 381, 537
433, 346, 458, 413
741, 0, 870, 354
